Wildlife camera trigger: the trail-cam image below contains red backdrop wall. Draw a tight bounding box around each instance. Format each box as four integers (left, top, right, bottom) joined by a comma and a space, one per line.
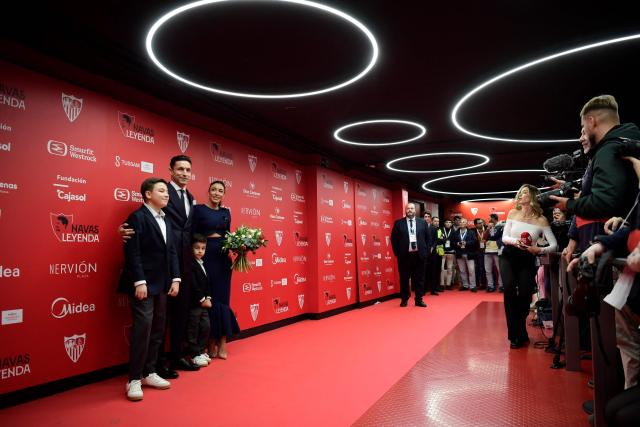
0, 60, 402, 394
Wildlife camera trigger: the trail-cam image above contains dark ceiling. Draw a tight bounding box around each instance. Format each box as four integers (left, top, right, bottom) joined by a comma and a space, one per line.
3, 0, 640, 202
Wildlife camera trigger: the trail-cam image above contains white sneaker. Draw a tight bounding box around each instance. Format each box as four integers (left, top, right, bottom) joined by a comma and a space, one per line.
126, 380, 143, 401
202, 353, 211, 362
142, 373, 171, 389
192, 355, 209, 367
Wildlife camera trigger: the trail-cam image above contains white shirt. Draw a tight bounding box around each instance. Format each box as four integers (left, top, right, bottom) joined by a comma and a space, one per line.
170, 180, 190, 217
502, 219, 558, 254
406, 216, 418, 252
196, 258, 207, 277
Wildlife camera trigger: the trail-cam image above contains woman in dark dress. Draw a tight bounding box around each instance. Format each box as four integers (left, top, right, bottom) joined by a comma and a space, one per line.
192, 180, 239, 359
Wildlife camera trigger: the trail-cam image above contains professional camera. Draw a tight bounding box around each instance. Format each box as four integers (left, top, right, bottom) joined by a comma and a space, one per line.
537, 149, 588, 209
617, 137, 640, 158
537, 180, 580, 209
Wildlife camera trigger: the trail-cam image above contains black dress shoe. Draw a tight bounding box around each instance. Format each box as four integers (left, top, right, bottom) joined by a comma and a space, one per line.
400, 300, 408, 307
415, 300, 427, 307
157, 366, 179, 379
172, 358, 200, 371
510, 339, 522, 349
470, 288, 478, 293
487, 287, 496, 293
459, 287, 468, 291
430, 292, 439, 296
582, 399, 594, 415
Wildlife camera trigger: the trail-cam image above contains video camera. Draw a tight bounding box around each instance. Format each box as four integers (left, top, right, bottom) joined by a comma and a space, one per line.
536, 149, 587, 209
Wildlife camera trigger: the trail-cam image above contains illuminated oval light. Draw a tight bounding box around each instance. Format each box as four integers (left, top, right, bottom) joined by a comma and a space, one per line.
146, 0, 379, 99
386, 152, 489, 173
334, 119, 426, 146
462, 198, 512, 203
451, 33, 640, 143
422, 169, 546, 196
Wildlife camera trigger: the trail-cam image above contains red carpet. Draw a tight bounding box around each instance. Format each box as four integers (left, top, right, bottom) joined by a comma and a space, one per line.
1, 291, 589, 426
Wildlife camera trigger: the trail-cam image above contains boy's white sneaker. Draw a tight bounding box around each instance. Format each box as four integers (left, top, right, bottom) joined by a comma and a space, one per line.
126, 380, 143, 401
142, 373, 171, 389
192, 355, 209, 367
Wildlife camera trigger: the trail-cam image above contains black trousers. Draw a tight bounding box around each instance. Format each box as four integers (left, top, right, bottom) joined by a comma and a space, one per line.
129, 293, 167, 381
398, 252, 425, 301
606, 384, 640, 427
425, 252, 441, 293
186, 306, 210, 357
499, 246, 537, 342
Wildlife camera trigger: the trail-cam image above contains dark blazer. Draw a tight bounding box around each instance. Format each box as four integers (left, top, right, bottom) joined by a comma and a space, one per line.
391, 217, 430, 259
426, 224, 438, 253
450, 227, 479, 258
118, 205, 180, 295
189, 258, 210, 308
165, 183, 194, 272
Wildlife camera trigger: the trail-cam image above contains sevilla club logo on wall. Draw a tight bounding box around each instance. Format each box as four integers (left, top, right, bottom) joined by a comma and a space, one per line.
325, 232, 331, 247
177, 131, 190, 153
248, 154, 257, 172
64, 333, 86, 363
250, 303, 259, 322
298, 294, 304, 309
295, 169, 302, 185
361, 233, 367, 245
471, 207, 478, 216
275, 230, 283, 247
61, 93, 83, 122
346, 287, 352, 301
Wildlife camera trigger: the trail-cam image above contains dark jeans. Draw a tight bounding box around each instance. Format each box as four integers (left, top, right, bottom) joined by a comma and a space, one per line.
186, 306, 210, 357
499, 246, 536, 342
129, 293, 167, 381
398, 252, 425, 301
425, 252, 441, 293
605, 384, 640, 427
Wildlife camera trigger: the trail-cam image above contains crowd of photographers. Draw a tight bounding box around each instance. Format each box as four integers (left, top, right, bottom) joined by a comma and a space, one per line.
539, 95, 640, 426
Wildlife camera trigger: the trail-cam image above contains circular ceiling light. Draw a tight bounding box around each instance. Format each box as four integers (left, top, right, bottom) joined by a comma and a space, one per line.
386, 152, 489, 173
422, 169, 546, 196
451, 33, 640, 143
462, 198, 512, 203
334, 119, 427, 146
146, 0, 379, 99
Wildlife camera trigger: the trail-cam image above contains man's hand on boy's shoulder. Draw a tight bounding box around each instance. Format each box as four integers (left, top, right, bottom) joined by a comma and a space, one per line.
202, 298, 212, 308
118, 222, 135, 242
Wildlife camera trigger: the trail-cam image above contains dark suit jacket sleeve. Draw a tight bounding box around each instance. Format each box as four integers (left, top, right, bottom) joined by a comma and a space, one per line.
123, 210, 146, 284
190, 260, 206, 303
391, 220, 402, 256
167, 220, 181, 281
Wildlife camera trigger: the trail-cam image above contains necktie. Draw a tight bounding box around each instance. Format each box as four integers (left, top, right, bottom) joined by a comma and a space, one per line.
178, 189, 187, 217
409, 218, 414, 234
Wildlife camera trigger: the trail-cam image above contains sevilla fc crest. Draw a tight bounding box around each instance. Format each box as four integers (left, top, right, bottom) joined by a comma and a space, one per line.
471, 207, 479, 216
250, 303, 259, 322
177, 131, 190, 153
64, 333, 86, 363
295, 169, 302, 185
385, 236, 390, 246
325, 232, 331, 247
62, 93, 83, 122
248, 155, 257, 172
346, 287, 352, 300
275, 230, 283, 246
50, 213, 74, 241
372, 189, 377, 201
343, 181, 349, 194
377, 282, 382, 292
361, 233, 367, 245
298, 294, 304, 309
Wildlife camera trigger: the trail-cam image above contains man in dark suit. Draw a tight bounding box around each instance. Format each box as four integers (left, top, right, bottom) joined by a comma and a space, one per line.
450, 218, 479, 292
424, 215, 441, 295
118, 178, 181, 401
391, 203, 430, 307
119, 155, 199, 375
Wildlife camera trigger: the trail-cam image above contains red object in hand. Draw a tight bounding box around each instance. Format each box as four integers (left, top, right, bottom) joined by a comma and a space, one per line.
520, 232, 532, 246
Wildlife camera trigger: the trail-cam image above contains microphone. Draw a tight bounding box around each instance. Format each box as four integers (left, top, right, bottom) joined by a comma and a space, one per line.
543, 153, 574, 173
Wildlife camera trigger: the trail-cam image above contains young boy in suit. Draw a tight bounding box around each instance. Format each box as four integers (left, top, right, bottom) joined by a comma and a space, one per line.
118, 178, 181, 401
186, 234, 212, 367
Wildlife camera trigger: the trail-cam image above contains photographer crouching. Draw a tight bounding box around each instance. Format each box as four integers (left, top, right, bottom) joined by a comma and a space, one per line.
567, 155, 640, 426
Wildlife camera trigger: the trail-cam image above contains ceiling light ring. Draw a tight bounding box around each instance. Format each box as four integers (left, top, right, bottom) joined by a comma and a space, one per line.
145, 0, 379, 99
422, 169, 547, 196
386, 152, 489, 173
333, 119, 427, 146
451, 33, 640, 143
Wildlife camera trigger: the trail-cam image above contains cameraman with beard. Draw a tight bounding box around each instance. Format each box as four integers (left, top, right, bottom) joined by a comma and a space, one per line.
551, 95, 640, 246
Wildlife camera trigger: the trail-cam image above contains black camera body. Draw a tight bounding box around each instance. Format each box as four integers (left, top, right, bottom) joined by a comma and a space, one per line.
617, 137, 640, 158
537, 180, 580, 209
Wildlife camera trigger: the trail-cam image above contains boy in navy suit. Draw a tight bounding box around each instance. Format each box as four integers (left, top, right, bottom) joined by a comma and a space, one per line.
186, 234, 212, 367
118, 178, 181, 401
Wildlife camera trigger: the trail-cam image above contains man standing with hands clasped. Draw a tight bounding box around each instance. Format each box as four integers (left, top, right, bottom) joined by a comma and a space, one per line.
391, 203, 430, 307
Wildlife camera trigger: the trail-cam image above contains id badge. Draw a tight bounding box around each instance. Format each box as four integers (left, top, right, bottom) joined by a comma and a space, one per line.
409, 233, 417, 243
480, 242, 485, 249
445, 241, 451, 248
